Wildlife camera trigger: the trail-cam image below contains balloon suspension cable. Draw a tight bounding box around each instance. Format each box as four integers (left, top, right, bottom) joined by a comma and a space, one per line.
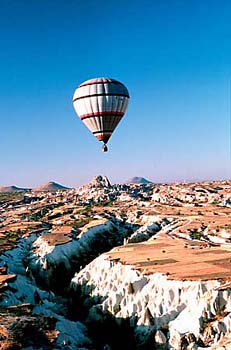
102, 144, 108, 152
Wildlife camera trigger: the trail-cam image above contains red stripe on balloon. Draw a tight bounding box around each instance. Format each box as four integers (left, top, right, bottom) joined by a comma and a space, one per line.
80, 112, 124, 120
96, 133, 112, 141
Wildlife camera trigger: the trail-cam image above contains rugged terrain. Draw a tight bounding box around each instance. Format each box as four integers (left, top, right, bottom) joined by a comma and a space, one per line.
0, 175, 230, 349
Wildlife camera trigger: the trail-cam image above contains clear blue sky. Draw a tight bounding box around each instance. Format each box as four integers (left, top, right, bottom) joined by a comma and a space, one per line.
0, 0, 230, 187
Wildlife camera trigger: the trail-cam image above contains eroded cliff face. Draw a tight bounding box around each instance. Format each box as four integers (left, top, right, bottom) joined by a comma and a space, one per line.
0, 232, 93, 350
28, 219, 130, 292
2, 218, 231, 349
9, 215, 231, 350
71, 255, 231, 349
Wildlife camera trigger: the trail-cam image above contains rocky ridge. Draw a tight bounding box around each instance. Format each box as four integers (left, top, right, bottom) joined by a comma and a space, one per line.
71, 254, 231, 349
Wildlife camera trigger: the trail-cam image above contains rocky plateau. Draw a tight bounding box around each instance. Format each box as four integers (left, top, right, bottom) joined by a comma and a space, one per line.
0, 175, 230, 349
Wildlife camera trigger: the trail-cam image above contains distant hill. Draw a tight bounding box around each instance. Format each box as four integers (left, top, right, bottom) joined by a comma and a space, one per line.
0, 185, 31, 193
125, 177, 152, 184
33, 181, 71, 192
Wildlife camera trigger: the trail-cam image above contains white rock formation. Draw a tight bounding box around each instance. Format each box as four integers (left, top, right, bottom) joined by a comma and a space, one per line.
0, 234, 93, 350
29, 219, 123, 288
71, 254, 231, 349
127, 216, 161, 243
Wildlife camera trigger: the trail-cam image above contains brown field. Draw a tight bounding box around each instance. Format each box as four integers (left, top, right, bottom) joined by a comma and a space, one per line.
107, 233, 231, 281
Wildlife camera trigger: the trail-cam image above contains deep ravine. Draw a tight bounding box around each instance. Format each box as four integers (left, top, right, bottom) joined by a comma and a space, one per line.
1, 211, 231, 350
0, 218, 143, 350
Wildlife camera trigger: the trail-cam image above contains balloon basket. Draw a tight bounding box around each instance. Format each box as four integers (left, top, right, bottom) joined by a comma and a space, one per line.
102, 144, 108, 152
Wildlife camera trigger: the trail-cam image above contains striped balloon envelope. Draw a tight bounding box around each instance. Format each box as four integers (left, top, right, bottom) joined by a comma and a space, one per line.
73, 77, 130, 152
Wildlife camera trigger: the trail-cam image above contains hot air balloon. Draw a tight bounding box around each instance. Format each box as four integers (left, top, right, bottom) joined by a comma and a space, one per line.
73, 77, 130, 152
